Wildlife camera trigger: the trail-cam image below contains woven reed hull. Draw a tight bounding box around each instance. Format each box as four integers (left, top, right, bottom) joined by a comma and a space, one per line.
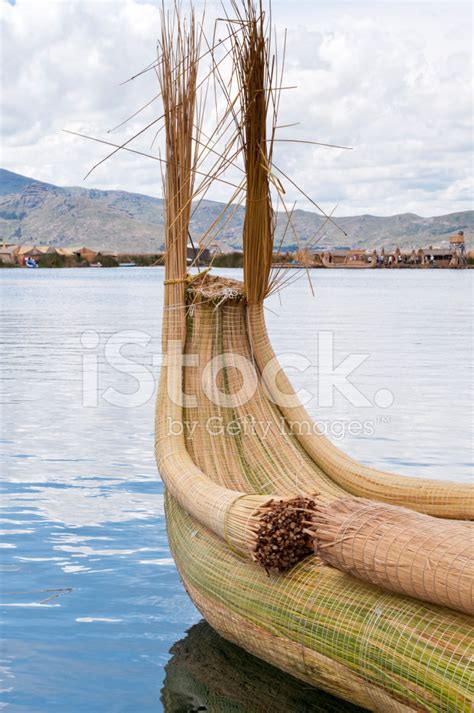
160, 287, 474, 712
166, 495, 473, 713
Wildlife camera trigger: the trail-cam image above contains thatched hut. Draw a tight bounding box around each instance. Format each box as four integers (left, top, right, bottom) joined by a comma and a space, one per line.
17, 245, 43, 260
0, 244, 19, 264
68, 246, 98, 262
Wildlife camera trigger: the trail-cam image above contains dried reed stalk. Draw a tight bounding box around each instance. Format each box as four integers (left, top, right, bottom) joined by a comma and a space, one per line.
229, 1, 275, 304
314, 496, 474, 616
158, 6, 201, 345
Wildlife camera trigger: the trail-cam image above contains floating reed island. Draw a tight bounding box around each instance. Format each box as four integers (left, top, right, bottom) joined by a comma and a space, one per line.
90, 1, 474, 710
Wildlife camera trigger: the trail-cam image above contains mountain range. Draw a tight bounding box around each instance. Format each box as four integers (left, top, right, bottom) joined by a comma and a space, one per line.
0, 168, 472, 253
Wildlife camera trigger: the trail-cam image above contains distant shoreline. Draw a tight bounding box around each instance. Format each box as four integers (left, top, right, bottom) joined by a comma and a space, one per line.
1, 240, 471, 271
2, 263, 472, 271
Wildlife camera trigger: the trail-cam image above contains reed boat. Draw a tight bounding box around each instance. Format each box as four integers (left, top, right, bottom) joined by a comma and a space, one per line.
151, 3, 473, 711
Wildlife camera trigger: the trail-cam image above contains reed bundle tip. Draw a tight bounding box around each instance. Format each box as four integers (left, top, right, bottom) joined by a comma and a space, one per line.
250, 497, 317, 572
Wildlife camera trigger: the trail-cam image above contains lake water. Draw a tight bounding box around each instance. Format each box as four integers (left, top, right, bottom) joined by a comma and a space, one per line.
0, 267, 472, 712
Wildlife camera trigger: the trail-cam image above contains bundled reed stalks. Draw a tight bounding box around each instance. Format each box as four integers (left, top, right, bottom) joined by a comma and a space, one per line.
314, 496, 474, 616
252, 496, 317, 571
236, 495, 320, 570
229, 0, 275, 303
158, 6, 201, 346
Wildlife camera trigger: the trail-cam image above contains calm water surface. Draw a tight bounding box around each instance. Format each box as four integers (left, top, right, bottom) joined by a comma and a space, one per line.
0, 268, 472, 712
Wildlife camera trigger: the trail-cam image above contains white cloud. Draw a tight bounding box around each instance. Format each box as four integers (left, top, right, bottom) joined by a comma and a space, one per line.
1, 0, 472, 216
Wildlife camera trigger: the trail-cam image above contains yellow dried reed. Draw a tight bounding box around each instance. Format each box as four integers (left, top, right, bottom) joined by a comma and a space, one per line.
228, 1, 275, 304
157, 5, 201, 345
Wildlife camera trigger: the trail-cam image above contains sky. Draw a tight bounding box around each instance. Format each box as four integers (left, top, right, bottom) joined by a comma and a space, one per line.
1, 0, 472, 216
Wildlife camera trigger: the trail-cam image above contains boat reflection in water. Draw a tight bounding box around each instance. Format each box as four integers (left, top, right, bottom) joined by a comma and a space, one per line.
161, 621, 364, 713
